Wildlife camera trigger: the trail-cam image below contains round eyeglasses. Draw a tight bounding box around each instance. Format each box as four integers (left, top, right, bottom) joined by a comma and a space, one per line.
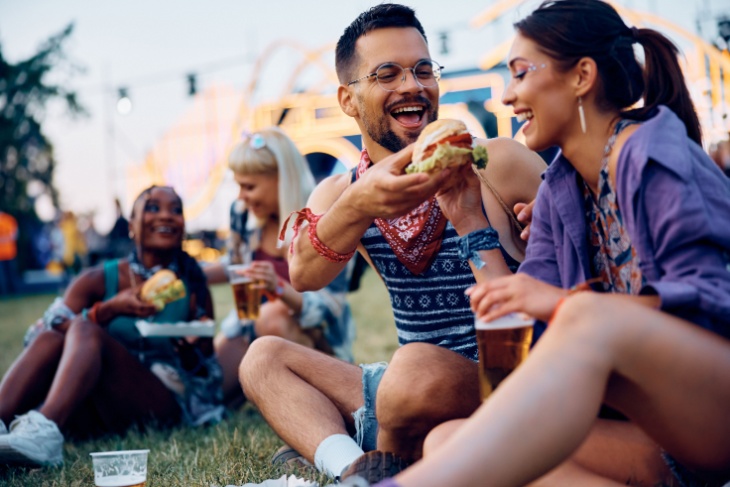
347, 60, 444, 91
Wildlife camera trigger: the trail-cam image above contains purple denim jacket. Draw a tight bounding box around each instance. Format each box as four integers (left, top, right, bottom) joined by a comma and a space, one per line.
520, 106, 730, 338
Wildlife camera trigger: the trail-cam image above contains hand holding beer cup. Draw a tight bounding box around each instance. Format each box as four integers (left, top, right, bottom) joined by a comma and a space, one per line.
475, 312, 534, 401
467, 274, 566, 401
240, 261, 282, 300
228, 263, 263, 320
467, 273, 569, 324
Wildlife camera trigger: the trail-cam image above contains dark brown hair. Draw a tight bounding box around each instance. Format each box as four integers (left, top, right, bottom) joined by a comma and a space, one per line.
335, 3, 427, 85
515, 0, 701, 145
130, 186, 209, 316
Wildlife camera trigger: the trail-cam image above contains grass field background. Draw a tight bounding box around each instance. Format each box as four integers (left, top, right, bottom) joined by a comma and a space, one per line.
0, 269, 397, 486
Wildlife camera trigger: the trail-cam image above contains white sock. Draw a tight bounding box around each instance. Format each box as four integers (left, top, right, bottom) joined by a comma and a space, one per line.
313, 433, 364, 478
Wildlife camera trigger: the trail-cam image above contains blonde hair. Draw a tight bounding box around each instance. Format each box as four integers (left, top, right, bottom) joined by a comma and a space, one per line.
228, 127, 315, 242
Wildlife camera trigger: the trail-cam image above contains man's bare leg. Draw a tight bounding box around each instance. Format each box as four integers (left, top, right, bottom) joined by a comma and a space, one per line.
375, 343, 480, 461
240, 336, 363, 461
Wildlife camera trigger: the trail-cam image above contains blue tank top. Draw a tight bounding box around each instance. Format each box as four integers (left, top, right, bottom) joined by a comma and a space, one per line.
353, 166, 520, 362
362, 221, 480, 361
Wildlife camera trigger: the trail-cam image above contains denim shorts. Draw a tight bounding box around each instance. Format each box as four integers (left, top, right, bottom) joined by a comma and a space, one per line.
352, 361, 388, 452
662, 452, 730, 487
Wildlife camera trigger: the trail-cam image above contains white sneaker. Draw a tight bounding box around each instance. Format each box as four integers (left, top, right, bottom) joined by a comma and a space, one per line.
0, 411, 64, 466
0, 420, 6, 435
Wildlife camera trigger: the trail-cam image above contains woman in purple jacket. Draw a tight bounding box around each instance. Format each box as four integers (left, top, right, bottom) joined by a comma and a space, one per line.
371, 1, 730, 487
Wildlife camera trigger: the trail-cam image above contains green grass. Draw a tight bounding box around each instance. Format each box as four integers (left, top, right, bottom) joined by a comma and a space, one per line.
0, 269, 396, 486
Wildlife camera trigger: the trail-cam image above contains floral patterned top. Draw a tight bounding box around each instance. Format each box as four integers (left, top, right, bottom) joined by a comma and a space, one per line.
583, 119, 645, 294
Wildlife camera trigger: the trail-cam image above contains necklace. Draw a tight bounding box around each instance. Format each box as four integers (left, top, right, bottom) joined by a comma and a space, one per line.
601, 119, 638, 168
127, 249, 179, 287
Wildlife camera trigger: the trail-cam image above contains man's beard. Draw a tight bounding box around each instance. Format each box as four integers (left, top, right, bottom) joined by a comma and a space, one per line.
361, 99, 438, 154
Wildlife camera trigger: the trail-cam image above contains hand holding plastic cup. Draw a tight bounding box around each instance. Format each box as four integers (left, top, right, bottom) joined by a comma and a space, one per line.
90, 449, 149, 487
475, 313, 535, 401
228, 263, 262, 320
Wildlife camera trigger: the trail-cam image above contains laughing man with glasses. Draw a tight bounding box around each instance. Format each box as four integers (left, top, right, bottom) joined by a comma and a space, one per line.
347, 60, 444, 91
240, 3, 548, 484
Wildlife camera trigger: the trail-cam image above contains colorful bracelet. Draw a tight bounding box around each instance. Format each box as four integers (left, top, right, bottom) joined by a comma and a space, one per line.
548, 278, 603, 324
457, 227, 501, 270
86, 301, 102, 324
274, 277, 286, 298
280, 208, 356, 263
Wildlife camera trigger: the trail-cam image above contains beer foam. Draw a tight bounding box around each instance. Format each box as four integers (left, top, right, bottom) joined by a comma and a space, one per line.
475, 313, 534, 330
95, 474, 146, 487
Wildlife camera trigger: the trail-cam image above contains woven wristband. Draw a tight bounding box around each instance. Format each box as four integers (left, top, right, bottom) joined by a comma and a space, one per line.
279, 208, 356, 263
457, 227, 501, 270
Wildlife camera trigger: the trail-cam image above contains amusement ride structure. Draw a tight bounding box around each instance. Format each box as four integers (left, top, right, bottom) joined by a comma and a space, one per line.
126, 0, 730, 229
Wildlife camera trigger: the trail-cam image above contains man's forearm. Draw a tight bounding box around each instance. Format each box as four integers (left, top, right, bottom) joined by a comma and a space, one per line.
289, 187, 374, 291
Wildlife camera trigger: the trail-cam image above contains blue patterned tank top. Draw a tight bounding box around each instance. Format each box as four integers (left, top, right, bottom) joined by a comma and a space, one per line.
351, 164, 521, 362
361, 221, 480, 361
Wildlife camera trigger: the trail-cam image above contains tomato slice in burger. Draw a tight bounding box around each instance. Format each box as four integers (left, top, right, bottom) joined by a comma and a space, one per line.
438, 133, 473, 148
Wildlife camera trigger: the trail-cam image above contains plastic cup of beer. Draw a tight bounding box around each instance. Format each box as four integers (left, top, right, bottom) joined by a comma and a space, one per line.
228, 263, 262, 320
475, 313, 535, 401
90, 449, 149, 487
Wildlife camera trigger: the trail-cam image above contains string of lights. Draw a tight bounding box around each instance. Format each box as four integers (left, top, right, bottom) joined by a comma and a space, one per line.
109, 52, 254, 114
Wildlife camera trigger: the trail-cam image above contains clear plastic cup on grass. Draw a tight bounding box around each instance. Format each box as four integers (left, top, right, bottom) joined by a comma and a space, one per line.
90, 449, 149, 487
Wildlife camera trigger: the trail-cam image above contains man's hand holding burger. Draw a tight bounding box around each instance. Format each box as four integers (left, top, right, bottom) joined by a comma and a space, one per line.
405, 119, 491, 234
343, 145, 451, 221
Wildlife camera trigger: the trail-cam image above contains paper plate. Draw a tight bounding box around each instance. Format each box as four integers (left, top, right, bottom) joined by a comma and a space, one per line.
135, 320, 216, 337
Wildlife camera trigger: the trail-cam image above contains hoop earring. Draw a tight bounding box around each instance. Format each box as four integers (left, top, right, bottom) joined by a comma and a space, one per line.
578, 97, 587, 134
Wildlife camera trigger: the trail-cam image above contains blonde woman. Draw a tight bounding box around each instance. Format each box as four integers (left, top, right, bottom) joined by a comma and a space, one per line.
205, 127, 355, 408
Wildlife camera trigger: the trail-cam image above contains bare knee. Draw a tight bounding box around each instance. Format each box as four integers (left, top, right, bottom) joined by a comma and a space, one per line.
213, 332, 228, 352
549, 293, 609, 336
423, 419, 465, 457
31, 328, 66, 351
377, 343, 478, 432
254, 301, 297, 339
65, 316, 104, 349
239, 336, 289, 402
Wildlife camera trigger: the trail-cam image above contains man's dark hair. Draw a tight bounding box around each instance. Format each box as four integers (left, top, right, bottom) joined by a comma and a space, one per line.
335, 3, 427, 84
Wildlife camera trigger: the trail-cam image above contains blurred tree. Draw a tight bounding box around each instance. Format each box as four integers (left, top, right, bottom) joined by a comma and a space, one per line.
0, 23, 85, 271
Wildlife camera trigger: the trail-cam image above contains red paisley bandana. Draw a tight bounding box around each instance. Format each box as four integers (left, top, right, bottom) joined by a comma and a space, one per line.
357, 149, 446, 275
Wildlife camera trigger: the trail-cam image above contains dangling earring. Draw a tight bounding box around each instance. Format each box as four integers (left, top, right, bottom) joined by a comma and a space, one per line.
129, 231, 134, 239
578, 97, 587, 134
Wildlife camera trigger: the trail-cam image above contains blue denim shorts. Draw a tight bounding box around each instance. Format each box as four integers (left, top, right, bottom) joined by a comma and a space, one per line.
662, 452, 730, 487
352, 361, 388, 452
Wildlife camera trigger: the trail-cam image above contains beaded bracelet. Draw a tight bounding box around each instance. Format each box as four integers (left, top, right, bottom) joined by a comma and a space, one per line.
280, 208, 356, 263
457, 227, 501, 270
